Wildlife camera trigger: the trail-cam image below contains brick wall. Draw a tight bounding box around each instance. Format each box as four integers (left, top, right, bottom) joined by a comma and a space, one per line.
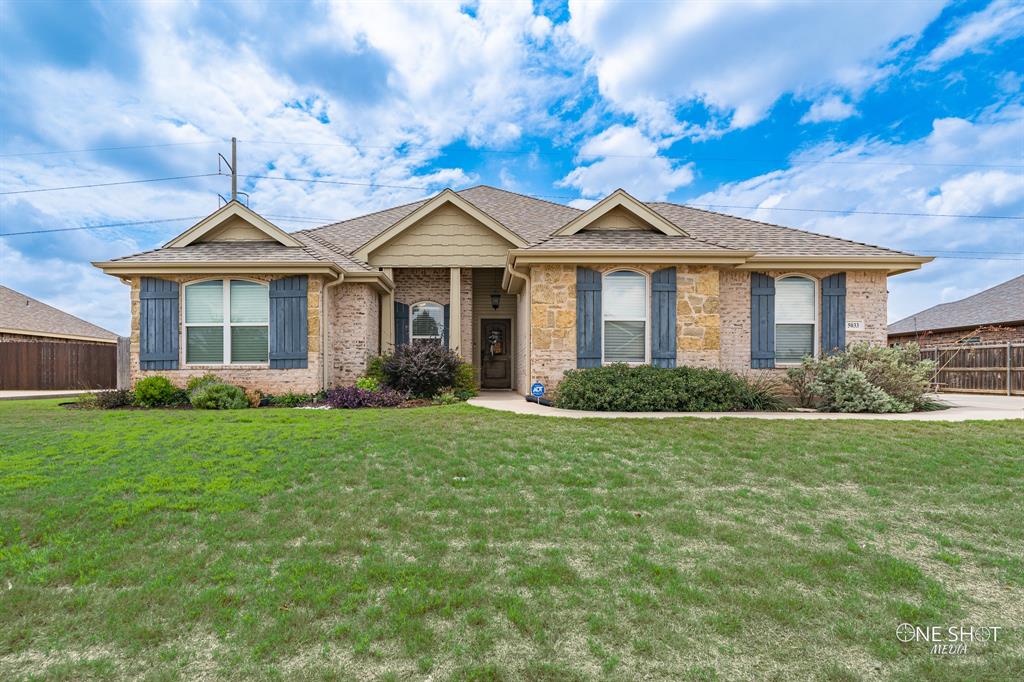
326, 281, 379, 386
128, 274, 324, 394
392, 267, 473, 359
718, 269, 890, 373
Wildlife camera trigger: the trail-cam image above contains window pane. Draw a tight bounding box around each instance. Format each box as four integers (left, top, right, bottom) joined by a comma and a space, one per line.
605, 320, 645, 363
776, 324, 814, 363
411, 302, 443, 338
231, 326, 268, 363
604, 271, 646, 320
185, 280, 223, 323
775, 277, 815, 323
186, 326, 223, 363
230, 280, 268, 323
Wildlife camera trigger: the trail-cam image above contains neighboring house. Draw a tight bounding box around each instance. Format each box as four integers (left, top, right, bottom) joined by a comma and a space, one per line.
888, 274, 1024, 347
0, 285, 119, 389
93, 187, 931, 395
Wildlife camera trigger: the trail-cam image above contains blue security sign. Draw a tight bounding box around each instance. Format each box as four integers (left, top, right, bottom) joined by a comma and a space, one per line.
531, 382, 545, 398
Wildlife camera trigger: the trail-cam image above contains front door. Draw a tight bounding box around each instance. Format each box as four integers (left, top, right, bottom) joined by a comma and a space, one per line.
480, 319, 512, 389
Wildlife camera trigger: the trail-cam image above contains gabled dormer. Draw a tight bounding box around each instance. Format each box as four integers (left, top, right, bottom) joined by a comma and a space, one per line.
163, 201, 303, 248
551, 188, 687, 237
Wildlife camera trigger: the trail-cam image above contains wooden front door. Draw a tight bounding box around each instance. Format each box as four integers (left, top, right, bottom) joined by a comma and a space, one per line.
480, 319, 512, 389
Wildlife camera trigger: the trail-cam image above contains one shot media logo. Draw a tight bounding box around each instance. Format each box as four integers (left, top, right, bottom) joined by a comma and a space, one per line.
896, 623, 1002, 655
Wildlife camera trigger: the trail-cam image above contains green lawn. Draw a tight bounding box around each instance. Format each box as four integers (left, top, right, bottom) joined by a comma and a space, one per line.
0, 400, 1021, 681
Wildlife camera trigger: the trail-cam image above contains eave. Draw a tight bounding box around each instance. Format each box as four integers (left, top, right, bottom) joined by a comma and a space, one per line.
736, 255, 934, 275
508, 249, 754, 266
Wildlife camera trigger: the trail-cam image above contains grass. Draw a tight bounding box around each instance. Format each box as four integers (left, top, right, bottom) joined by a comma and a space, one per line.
0, 399, 1022, 680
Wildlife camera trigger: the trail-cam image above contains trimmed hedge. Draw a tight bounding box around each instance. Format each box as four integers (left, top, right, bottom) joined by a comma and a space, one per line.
554, 364, 785, 412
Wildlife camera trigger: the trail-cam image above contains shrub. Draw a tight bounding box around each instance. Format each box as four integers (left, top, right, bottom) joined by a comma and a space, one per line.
190, 381, 249, 410
267, 392, 316, 407
784, 365, 816, 408
185, 373, 221, 394
733, 372, 788, 412
94, 388, 135, 409
365, 355, 386, 384
355, 375, 381, 391
325, 386, 406, 408
134, 376, 180, 407
75, 393, 98, 409
785, 342, 935, 413
382, 341, 461, 398
432, 389, 460, 405
453, 362, 478, 398
554, 364, 784, 412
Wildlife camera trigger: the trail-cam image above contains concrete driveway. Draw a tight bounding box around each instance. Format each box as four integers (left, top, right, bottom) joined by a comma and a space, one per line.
0, 390, 100, 401
469, 391, 1024, 421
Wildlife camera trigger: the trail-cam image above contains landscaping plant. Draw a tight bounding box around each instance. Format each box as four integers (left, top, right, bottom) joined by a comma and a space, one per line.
381, 341, 461, 398
325, 386, 406, 408
554, 364, 785, 412
785, 342, 937, 413
354, 375, 381, 391
134, 376, 186, 407
93, 388, 135, 409
189, 381, 249, 410
452, 361, 478, 400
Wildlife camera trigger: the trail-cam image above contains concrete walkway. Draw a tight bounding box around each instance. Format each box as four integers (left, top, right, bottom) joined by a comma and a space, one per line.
0, 389, 100, 401
468, 391, 1024, 421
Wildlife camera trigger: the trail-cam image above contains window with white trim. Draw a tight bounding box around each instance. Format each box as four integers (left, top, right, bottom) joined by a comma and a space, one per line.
184, 279, 269, 364
602, 270, 647, 363
410, 301, 444, 342
775, 275, 816, 364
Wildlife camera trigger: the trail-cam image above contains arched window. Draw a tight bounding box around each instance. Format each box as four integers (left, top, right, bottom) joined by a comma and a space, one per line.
602, 270, 647, 363
410, 301, 444, 342
775, 275, 816, 364
184, 279, 269, 364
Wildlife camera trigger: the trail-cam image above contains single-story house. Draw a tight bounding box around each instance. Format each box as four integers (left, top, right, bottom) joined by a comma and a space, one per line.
93, 186, 931, 396
888, 274, 1024, 347
0, 284, 119, 389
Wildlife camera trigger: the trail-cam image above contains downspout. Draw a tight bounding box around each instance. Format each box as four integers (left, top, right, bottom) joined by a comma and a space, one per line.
504, 257, 530, 393
321, 269, 345, 391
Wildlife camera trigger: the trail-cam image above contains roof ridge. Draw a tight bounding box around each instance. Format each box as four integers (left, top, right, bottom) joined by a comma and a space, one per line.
653, 201, 915, 257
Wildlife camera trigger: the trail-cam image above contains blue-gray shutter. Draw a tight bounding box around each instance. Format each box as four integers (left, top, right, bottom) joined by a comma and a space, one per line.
751, 273, 775, 369
576, 267, 602, 368
269, 276, 308, 368
139, 277, 179, 370
821, 273, 846, 356
651, 267, 677, 368
442, 304, 451, 347
394, 302, 409, 346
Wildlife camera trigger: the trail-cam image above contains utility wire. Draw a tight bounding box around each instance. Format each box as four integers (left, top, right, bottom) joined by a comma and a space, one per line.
0, 217, 203, 236
243, 138, 1024, 170
240, 173, 434, 192
0, 140, 222, 158
0, 173, 221, 195
686, 203, 1023, 221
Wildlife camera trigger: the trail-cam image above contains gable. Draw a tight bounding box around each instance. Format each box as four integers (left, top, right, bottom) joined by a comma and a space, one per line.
553, 189, 687, 237
367, 204, 515, 267
164, 201, 302, 248
580, 205, 658, 231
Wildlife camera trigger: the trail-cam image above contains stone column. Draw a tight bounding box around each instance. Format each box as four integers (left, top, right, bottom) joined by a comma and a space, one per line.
449, 267, 462, 353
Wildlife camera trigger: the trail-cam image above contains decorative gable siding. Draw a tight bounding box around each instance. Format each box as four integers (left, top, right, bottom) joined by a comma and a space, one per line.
580, 205, 655, 231
195, 216, 275, 242
367, 206, 513, 267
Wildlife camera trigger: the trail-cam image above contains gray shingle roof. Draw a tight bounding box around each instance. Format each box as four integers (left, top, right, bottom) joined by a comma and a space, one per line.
0, 285, 118, 341
888, 275, 1024, 335
105, 185, 921, 270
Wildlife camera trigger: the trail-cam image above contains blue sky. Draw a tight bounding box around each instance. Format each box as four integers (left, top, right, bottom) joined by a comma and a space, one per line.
1, 0, 1022, 336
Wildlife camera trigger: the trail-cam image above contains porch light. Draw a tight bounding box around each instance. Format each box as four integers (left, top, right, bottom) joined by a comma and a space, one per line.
490, 292, 501, 310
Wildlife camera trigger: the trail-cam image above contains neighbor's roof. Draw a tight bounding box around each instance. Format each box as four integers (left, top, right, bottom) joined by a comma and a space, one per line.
0, 285, 118, 342
102, 185, 923, 270
888, 274, 1024, 335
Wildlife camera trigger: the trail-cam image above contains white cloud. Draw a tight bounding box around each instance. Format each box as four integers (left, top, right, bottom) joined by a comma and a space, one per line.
690, 103, 1024, 322
557, 125, 695, 199
921, 0, 1024, 69
567, 0, 945, 133
800, 95, 858, 124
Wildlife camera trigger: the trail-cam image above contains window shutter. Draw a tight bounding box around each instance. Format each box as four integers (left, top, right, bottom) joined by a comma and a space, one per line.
750, 273, 775, 368
576, 267, 602, 368
394, 302, 409, 346
442, 304, 451, 347
651, 267, 677, 368
821, 273, 846, 355
269, 276, 308, 369
139, 277, 179, 370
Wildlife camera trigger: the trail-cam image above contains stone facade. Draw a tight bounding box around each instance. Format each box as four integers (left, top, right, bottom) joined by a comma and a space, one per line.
391, 267, 473, 360
128, 274, 324, 394
326, 282, 380, 386
527, 263, 723, 392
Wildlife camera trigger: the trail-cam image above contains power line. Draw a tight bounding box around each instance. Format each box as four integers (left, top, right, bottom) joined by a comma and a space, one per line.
0, 140, 222, 158
0, 217, 202, 236
244, 138, 1024, 170
686, 202, 1023, 221
0, 173, 221, 195
240, 173, 435, 192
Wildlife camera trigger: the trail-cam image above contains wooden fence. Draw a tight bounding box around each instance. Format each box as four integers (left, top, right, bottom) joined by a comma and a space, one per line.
0, 341, 118, 390
920, 342, 1024, 395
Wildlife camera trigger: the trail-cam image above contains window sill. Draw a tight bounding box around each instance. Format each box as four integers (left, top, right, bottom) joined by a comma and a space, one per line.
182, 364, 271, 369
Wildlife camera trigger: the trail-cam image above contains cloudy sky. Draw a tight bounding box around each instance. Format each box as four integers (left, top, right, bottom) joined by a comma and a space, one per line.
1, 0, 1021, 335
